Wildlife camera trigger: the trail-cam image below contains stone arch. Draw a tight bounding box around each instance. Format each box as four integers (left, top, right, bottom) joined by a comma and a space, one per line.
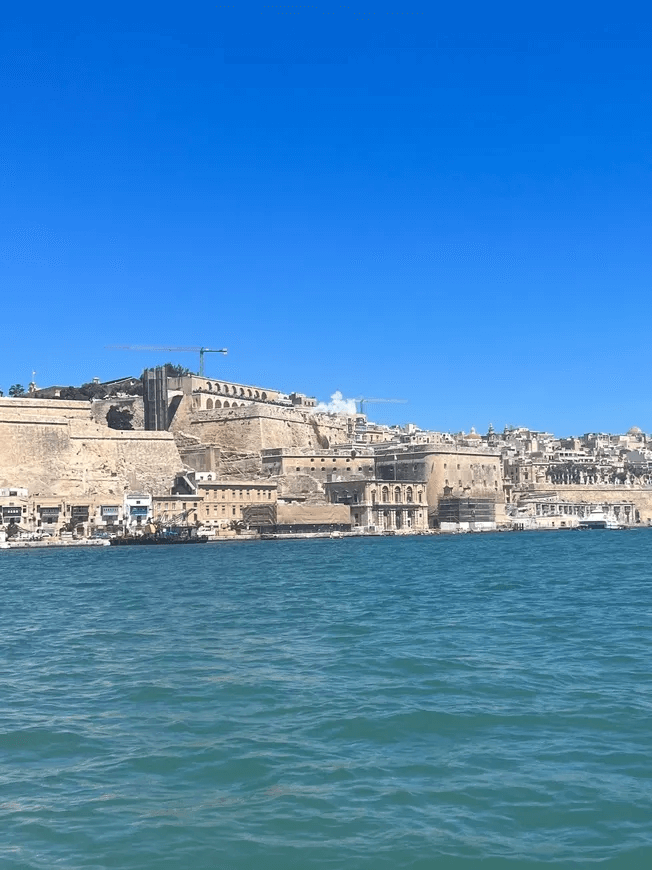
239, 387, 244, 396
206, 398, 213, 410
261, 392, 267, 401
224, 400, 230, 408
214, 400, 222, 408
206, 382, 212, 391
247, 389, 252, 397
254, 390, 260, 399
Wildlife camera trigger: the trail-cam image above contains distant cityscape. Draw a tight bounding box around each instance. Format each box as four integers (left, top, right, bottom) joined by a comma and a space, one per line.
0, 365, 650, 543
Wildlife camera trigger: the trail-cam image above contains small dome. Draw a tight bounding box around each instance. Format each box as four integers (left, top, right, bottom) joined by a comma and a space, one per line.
628, 426, 643, 435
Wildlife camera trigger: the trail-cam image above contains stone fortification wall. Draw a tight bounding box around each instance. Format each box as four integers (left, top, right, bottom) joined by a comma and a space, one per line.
0, 398, 181, 498
0, 397, 92, 421
180, 404, 350, 464
516, 484, 652, 522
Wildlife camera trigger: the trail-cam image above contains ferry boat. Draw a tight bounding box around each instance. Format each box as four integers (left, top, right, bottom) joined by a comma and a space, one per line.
577, 509, 620, 530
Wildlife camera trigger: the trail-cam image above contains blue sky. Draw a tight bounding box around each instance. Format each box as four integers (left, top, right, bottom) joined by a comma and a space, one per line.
2, 2, 652, 435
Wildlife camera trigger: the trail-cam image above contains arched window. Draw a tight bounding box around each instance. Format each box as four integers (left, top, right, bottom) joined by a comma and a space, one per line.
381, 486, 389, 502
261, 392, 267, 401
247, 389, 252, 397
215, 400, 222, 408
394, 486, 401, 503
206, 398, 213, 410
371, 490, 376, 504
224, 400, 230, 408
254, 391, 260, 399
406, 486, 413, 502
206, 382, 212, 391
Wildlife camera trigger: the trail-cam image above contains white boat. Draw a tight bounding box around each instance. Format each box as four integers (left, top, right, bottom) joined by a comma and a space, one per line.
578, 509, 620, 530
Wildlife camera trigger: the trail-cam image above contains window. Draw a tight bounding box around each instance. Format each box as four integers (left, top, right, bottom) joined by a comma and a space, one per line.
394, 487, 401, 503
232, 507, 236, 515
406, 487, 413, 502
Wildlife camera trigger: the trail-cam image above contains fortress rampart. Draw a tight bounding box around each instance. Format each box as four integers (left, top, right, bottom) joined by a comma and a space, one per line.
176, 404, 351, 460
0, 398, 182, 497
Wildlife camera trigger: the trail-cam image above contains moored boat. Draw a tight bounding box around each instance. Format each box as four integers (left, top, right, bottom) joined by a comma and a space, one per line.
577, 509, 620, 530
110, 525, 208, 545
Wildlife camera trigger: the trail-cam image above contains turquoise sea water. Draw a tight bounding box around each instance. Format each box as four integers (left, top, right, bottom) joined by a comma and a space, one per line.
1, 532, 652, 869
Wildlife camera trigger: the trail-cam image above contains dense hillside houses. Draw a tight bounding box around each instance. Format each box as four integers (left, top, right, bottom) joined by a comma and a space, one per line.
2, 367, 652, 540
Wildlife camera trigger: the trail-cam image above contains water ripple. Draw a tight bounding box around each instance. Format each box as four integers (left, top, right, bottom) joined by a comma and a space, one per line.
2, 533, 652, 868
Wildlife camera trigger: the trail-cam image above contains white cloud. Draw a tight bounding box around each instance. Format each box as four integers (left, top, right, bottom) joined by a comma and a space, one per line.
314, 391, 357, 415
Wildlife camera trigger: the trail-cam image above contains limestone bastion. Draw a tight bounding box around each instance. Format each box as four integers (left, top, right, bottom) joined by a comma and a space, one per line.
0, 397, 181, 498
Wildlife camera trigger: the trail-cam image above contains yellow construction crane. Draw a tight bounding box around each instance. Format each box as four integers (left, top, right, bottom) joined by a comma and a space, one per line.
106, 345, 227, 376
354, 397, 407, 415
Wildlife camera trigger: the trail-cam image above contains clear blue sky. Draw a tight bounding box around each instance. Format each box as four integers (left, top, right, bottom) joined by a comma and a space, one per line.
3, 2, 651, 435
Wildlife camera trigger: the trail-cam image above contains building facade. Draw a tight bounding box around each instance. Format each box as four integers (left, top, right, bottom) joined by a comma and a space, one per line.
325, 479, 428, 532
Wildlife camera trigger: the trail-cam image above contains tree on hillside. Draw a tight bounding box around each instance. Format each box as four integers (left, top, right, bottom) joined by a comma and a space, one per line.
8, 384, 25, 397
162, 362, 192, 378
80, 381, 108, 399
